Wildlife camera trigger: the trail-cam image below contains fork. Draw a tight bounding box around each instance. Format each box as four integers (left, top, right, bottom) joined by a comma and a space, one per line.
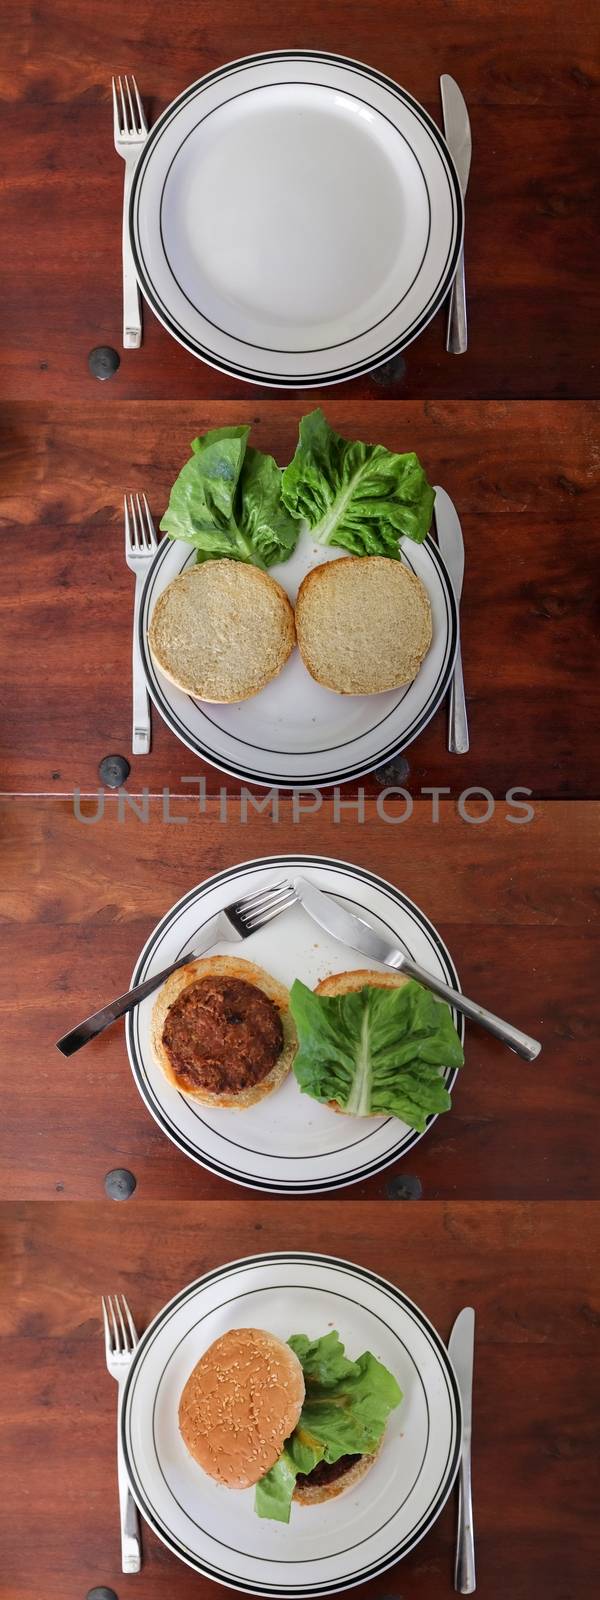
102, 1294, 142, 1574
56, 879, 298, 1055
112, 75, 148, 349
125, 492, 157, 755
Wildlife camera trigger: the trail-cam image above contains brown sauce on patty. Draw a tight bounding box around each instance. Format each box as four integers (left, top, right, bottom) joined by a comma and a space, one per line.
296, 1453, 362, 1488
162, 976, 283, 1095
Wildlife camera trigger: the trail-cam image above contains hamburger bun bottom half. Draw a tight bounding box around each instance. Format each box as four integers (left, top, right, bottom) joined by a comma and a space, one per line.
147, 559, 296, 703
315, 969, 409, 1119
151, 954, 297, 1107
293, 1443, 381, 1505
295, 555, 433, 696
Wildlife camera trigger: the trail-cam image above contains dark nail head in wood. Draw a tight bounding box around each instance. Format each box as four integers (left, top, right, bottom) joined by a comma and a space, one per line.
373, 756, 410, 786
370, 354, 407, 388
88, 345, 120, 380
87, 1590, 119, 1600
99, 755, 130, 788
104, 1168, 136, 1201
385, 1174, 423, 1200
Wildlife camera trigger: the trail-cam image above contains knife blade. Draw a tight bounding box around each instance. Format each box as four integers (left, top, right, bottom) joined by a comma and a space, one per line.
434, 485, 469, 753
434, 485, 464, 602
293, 877, 542, 1061
294, 876, 397, 967
448, 1307, 476, 1592
440, 75, 471, 354
440, 75, 472, 196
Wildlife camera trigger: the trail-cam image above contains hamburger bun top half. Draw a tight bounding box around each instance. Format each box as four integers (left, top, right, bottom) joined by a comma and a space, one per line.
178, 1327, 305, 1489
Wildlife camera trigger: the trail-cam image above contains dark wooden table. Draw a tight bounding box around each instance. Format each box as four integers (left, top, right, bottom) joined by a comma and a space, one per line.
2, 1200, 598, 1600
2, 399, 598, 798
2, 4, 599, 1595
2, 0, 598, 401
2, 797, 597, 1201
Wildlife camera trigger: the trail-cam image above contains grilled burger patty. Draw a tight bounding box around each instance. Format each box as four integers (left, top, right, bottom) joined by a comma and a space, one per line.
296, 1453, 361, 1488
162, 976, 284, 1094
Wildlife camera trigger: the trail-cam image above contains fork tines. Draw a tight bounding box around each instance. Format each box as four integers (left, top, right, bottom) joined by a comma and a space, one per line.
112, 74, 146, 139
238, 880, 296, 931
124, 492, 157, 553
102, 1293, 138, 1354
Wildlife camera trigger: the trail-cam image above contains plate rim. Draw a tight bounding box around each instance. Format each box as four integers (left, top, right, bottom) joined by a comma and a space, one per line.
121, 1249, 462, 1595
124, 852, 464, 1192
129, 49, 464, 386
138, 534, 459, 788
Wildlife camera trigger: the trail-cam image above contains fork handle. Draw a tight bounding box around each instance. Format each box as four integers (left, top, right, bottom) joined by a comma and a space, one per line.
55, 952, 191, 1055
447, 243, 467, 353
132, 572, 151, 754
122, 164, 142, 348
117, 1390, 142, 1573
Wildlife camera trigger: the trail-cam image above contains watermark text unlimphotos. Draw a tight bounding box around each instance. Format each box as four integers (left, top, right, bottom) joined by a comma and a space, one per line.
72, 780, 535, 826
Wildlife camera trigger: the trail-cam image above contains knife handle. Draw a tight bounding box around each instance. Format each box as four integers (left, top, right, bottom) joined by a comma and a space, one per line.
455, 1449, 476, 1592
449, 641, 469, 753
447, 245, 467, 354
397, 957, 541, 1062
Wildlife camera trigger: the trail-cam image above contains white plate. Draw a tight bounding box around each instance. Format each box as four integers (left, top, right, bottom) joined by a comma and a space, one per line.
130, 51, 463, 385
125, 854, 464, 1192
140, 532, 457, 788
121, 1252, 462, 1594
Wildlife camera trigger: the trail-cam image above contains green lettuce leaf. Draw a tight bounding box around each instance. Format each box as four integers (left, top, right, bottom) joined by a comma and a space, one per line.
239, 447, 300, 567
289, 978, 464, 1129
255, 1432, 325, 1522
287, 1329, 358, 1387
255, 1331, 402, 1523
159, 426, 299, 568
281, 409, 435, 556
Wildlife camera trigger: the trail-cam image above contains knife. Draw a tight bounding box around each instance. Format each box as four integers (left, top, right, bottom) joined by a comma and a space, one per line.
293, 877, 541, 1062
434, 485, 469, 754
448, 1308, 476, 1593
440, 75, 472, 353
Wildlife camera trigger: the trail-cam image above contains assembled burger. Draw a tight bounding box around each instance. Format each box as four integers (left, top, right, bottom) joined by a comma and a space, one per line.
179, 1325, 402, 1523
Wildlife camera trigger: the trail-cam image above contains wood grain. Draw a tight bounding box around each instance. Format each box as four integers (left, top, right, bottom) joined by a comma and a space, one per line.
1, 400, 598, 797
0, 0, 598, 400
1, 797, 597, 1201
1, 1200, 598, 1600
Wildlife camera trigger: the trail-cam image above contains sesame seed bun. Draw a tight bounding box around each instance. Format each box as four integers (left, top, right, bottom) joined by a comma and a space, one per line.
178, 1328, 305, 1489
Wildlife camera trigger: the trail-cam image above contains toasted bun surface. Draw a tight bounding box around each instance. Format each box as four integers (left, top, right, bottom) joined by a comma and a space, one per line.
148, 560, 296, 702
151, 955, 297, 1107
293, 1445, 380, 1506
315, 970, 409, 1118
295, 556, 432, 695
179, 1328, 305, 1489
315, 969, 409, 999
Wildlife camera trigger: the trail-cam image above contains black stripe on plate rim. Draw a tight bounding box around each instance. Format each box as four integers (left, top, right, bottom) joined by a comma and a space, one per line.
151, 1285, 430, 1556
131, 59, 457, 378
156, 80, 432, 354
137, 886, 456, 1164
158, 545, 425, 758
120, 1252, 461, 1594
125, 855, 463, 1192
129, 51, 463, 385
138, 537, 458, 787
